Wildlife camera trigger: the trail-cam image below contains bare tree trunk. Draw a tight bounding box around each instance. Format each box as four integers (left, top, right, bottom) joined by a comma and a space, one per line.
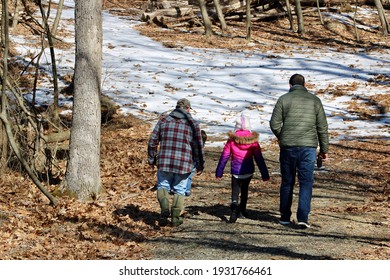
51, 0, 64, 37
198, 0, 213, 37
1, 0, 9, 173
11, 0, 21, 29
213, 0, 227, 31
0, 3, 3, 46
316, 0, 324, 25
37, 0, 60, 123
285, 0, 294, 31
32, 38, 45, 107
295, 0, 305, 34
246, 0, 251, 41
0, 110, 7, 174
374, 0, 390, 35
64, 0, 102, 201
353, 0, 360, 41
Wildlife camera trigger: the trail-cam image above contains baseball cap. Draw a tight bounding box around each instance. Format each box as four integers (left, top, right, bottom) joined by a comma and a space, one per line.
176, 98, 192, 109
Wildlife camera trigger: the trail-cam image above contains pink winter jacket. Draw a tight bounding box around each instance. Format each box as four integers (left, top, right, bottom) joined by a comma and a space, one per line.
215, 130, 270, 180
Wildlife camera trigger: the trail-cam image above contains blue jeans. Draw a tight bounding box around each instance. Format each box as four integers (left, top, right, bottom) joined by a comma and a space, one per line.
157, 170, 190, 196
279, 147, 316, 223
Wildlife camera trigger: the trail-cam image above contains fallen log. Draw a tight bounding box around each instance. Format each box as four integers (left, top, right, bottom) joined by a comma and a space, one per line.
225, 11, 288, 21
141, 7, 193, 22
42, 130, 70, 143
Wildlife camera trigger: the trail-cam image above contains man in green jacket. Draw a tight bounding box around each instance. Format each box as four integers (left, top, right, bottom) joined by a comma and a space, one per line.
270, 73, 329, 229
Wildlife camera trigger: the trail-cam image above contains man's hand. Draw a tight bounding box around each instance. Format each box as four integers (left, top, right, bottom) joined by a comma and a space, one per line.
318, 152, 327, 160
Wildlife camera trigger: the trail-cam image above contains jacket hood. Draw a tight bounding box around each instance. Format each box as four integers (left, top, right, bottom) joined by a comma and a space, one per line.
228, 130, 259, 144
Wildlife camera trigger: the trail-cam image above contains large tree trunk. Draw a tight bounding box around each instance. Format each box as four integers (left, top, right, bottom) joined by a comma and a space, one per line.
64, 0, 102, 201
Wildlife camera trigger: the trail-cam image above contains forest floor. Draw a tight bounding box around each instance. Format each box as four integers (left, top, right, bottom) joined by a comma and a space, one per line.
1, 115, 389, 260
148, 137, 390, 260
0, 0, 389, 260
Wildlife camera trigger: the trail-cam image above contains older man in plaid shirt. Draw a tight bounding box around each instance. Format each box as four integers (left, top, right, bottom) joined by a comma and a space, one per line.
148, 98, 205, 226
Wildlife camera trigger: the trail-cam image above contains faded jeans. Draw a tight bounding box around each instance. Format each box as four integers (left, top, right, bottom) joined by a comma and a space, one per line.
157, 170, 190, 196
279, 147, 316, 223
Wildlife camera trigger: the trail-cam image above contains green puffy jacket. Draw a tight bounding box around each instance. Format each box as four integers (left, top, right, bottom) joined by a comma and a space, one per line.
270, 85, 329, 153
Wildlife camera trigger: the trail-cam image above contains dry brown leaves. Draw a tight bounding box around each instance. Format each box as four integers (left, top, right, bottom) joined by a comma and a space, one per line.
0, 114, 169, 260
320, 139, 390, 213
1, 113, 389, 260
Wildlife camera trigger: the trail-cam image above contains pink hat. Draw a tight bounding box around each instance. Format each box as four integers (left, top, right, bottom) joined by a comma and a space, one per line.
235, 113, 251, 130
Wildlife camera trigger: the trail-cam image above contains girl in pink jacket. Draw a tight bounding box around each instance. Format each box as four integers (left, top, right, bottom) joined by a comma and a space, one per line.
215, 113, 270, 223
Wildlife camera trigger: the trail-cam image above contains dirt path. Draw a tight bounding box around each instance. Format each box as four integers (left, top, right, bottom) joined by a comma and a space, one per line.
147, 144, 390, 260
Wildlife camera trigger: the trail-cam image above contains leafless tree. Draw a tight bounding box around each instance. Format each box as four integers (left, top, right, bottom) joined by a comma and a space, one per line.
37, 0, 60, 123
246, 0, 251, 40
1, 0, 10, 173
285, 0, 294, 31
295, 0, 304, 34
353, 0, 360, 41
1, 0, 57, 205
11, 0, 22, 29
316, 0, 324, 25
374, 0, 390, 35
213, 0, 227, 31
199, 0, 213, 36
63, 0, 103, 201
51, 0, 64, 37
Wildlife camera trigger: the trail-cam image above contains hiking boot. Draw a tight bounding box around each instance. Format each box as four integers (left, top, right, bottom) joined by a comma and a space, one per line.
297, 221, 311, 229
239, 210, 248, 219
279, 220, 291, 225
229, 203, 239, 223
239, 204, 248, 218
